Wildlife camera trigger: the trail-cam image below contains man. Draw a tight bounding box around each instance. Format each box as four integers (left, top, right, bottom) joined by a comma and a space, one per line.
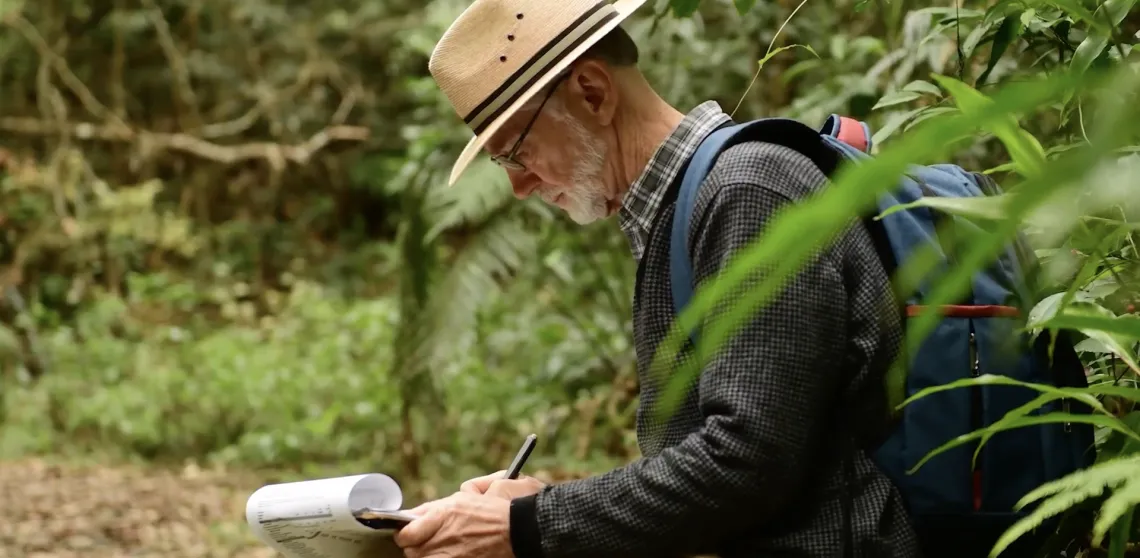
396, 0, 921, 557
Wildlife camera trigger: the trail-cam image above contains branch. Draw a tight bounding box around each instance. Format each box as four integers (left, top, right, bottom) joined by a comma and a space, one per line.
3, 14, 128, 131
197, 61, 328, 139
140, 0, 203, 128
0, 117, 370, 167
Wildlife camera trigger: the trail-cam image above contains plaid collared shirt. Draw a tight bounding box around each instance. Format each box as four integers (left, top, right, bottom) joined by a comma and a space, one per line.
617, 101, 732, 261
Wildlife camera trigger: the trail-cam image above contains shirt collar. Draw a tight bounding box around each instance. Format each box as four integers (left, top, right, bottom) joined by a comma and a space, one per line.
617, 101, 733, 262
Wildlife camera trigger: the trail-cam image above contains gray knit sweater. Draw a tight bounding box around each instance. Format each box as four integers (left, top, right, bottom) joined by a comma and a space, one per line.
510, 112, 920, 558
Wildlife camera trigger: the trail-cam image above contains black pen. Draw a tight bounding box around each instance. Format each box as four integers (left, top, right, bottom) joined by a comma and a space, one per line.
503, 434, 538, 479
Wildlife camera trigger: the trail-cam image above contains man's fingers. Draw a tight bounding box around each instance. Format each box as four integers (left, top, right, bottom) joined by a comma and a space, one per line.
394, 512, 443, 548
404, 502, 433, 516
459, 470, 508, 494
458, 479, 484, 494
484, 480, 512, 499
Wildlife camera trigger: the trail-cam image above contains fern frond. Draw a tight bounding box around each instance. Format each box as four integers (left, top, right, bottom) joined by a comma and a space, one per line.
974, 383, 1140, 467
424, 157, 514, 241
899, 373, 1107, 414
403, 213, 535, 375
1091, 470, 1140, 545
989, 454, 1140, 557
909, 412, 1138, 474
1016, 453, 1140, 509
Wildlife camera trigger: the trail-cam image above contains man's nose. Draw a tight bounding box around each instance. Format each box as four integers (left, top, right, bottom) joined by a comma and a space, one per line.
508, 170, 539, 200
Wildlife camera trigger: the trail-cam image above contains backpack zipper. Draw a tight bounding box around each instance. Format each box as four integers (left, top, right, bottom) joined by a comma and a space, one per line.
969, 324, 983, 511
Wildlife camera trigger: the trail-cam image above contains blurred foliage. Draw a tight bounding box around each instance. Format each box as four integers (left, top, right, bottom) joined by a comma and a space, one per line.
0, 0, 1138, 554
654, 0, 1140, 555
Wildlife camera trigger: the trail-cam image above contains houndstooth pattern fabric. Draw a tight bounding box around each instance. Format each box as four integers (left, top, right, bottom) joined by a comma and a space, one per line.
617, 101, 731, 263
528, 105, 922, 558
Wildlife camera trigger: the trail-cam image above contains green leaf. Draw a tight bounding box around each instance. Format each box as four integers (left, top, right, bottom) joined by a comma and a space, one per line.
1104, 506, 1134, 557
733, 0, 757, 14
905, 378, 1140, 472
1068, 0, 1135, 76
1104, 0, 1138, 26
877, 193, 1014, 222
961, 20, 994, 58
904, 106, 960, 132
902, 80, 944, 97
1032, 308, 1140, 373
933, 75, 1047, 178
757, 44, 819, 71
1097, 411, 1140, 459
1025, 0, 1112, 35
908, 412, 1139, 475
977, 15, 1024, 86
670, 0, 702, 17
982, 162, 1018, 174
870, 107, 927, 146
898, 373, 1106, 413
872, 90, 923, 111
1071, 34, 1109, 75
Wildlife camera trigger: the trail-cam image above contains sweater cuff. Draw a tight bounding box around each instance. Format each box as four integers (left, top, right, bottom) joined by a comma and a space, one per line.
509, 493, 544, 558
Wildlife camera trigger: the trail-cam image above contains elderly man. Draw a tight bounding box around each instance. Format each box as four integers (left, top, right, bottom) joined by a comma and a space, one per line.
395, 0, 921, 557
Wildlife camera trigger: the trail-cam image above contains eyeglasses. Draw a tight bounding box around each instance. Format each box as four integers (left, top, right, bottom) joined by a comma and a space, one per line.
490, 73, 568, 173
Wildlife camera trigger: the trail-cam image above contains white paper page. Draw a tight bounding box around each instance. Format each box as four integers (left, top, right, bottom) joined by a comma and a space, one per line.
245, 473, 416, 558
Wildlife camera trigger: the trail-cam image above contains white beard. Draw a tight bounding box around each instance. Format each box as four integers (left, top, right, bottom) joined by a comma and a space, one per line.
550, 109, 610, 224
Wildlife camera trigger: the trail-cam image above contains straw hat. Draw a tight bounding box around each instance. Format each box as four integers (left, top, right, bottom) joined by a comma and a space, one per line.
429, 0, 648, 186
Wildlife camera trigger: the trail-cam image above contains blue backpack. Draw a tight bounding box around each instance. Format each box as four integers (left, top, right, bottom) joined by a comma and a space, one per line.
667, 115, 1097, 556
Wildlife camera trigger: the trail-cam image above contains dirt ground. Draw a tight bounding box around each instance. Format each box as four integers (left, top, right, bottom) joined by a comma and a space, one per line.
0, 457, 277, 558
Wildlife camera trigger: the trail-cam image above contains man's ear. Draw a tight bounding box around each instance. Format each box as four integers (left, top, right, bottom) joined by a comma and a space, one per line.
564, 60, 618, 127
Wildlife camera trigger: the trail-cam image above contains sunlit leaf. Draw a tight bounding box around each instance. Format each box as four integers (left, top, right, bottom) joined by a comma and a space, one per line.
933, 75, 1047, 177
877, 193, 1014, 221
757, 44, 819, 70
870, 107, 927, 146
902, 79, 943, 97
1071, 34, 1109, 75
872, 89, 923, 110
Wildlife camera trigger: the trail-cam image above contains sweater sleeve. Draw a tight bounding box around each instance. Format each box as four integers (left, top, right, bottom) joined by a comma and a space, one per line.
509, 147, 854, 558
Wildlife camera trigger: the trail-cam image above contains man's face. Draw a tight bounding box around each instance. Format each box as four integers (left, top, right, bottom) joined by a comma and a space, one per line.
485, 83, 614, 225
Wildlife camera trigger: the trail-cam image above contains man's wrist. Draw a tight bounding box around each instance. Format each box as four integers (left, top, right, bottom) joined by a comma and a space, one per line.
509, 493, 544, 558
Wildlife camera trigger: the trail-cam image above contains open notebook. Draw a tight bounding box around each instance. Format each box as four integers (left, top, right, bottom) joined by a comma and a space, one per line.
245, 473, 418, 558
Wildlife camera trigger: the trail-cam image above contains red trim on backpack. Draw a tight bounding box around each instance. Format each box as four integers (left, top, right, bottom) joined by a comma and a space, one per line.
905, 305, 1021, 318
836, 116, 869, 152
973, 470, 984, 511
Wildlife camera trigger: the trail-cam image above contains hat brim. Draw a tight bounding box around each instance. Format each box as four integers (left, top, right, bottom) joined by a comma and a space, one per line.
446, 0, 649, 187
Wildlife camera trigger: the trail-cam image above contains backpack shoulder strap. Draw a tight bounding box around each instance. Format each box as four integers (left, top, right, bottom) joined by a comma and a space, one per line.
668, 117, 849, 344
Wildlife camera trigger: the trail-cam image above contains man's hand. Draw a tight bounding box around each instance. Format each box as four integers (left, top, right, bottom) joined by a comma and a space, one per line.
394, 492, 513, 558
460, 471, 545, 500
